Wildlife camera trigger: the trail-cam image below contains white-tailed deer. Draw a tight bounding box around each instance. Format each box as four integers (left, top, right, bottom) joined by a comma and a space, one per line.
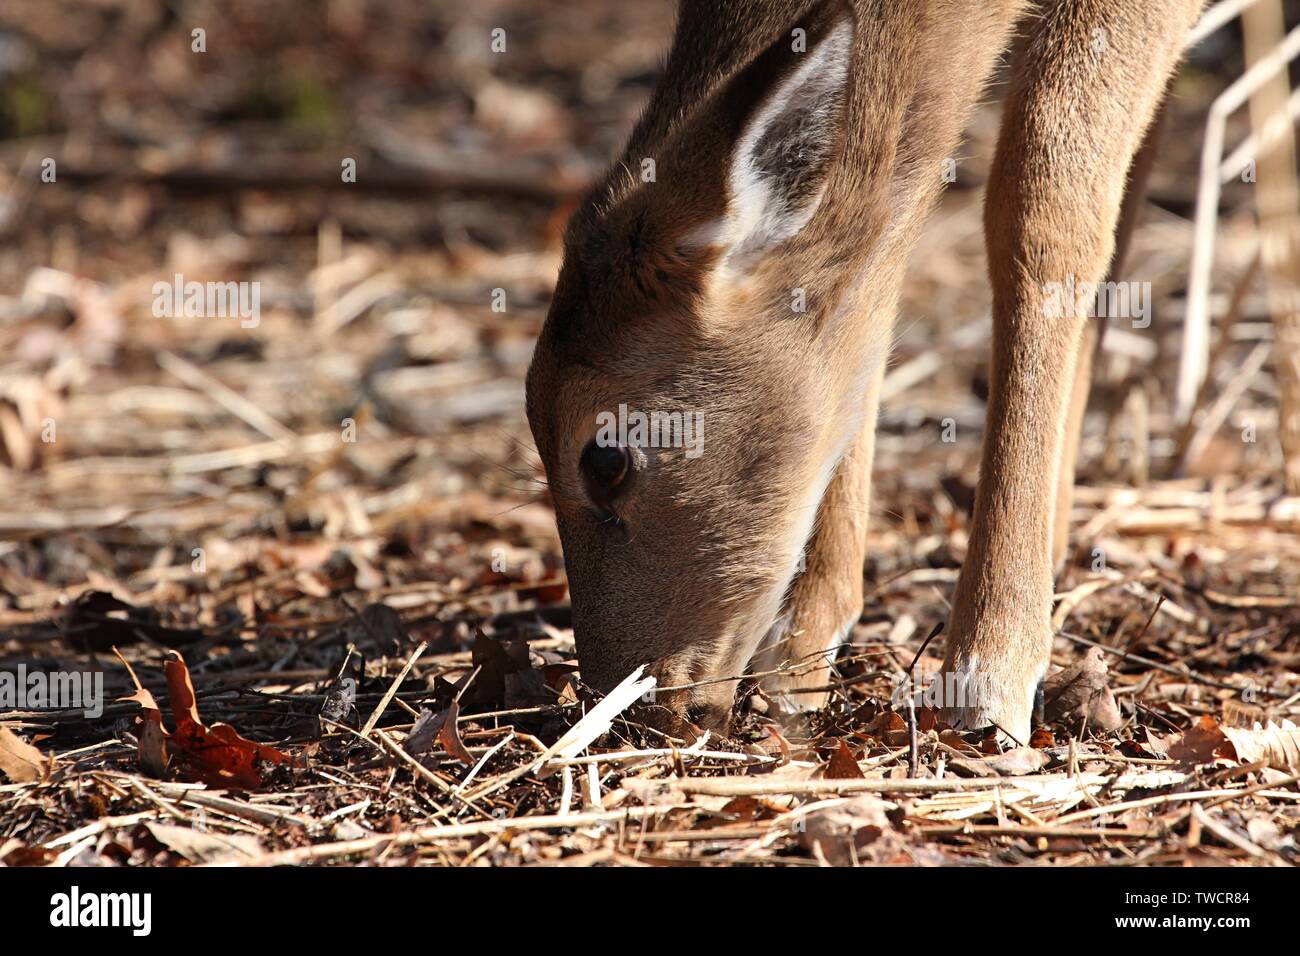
526, 0, 1207, 742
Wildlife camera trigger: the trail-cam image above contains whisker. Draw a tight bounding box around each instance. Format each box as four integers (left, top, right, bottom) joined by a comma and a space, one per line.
466, 448, 549, 488
495, 424, 540, 458
487, 499, 551, 522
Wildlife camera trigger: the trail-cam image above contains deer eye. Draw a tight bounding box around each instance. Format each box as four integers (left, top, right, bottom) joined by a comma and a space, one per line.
579, 439, 630, 508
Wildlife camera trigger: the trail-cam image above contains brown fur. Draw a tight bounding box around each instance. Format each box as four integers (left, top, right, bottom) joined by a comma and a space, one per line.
527, 0, 1206, 738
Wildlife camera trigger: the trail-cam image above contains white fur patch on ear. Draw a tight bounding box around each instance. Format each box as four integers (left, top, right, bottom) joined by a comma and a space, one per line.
715, 17, 853, 274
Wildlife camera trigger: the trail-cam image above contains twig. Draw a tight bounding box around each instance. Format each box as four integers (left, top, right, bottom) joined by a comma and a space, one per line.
1190, 803, 1272, 859
624, 770, 1186, 800
222, 806, 687, 866
1051, 788, 1254, 825
157, 351, 297, 442
359, 641, 427, 739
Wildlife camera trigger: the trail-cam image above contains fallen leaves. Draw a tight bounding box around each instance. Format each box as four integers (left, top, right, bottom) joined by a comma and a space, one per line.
436, 700, 475, 764
120, 650, 295, 789
402, 700, 474, 764
141, 821, 261, 864
1042, 646, 1123, 732
825, 740, 866, 779
0, 726, 48, 783
1165, 715, 1300, 773
1223, 720, 1300, 772
348, 602, 410, 656
798, 795, 910, 866
950, 745, 1049, 777
64, 591, 204, 652
469, 629, 550, 709
123, 686, 169, 778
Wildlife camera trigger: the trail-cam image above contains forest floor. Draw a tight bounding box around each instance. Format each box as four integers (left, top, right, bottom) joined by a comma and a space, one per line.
1, 0, 1298, 866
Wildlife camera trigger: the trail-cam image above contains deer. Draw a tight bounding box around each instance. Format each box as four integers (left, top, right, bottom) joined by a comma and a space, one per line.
525, 0, 1207, 744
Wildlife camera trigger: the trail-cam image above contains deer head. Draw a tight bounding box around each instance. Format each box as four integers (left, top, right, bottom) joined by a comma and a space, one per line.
526, 1, 886, 731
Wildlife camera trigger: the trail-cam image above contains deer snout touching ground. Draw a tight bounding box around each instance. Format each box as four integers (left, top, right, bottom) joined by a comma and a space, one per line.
527, 0, 1208, 743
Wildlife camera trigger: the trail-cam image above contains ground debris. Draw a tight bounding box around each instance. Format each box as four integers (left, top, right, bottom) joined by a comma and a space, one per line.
1, 0, 1298, 868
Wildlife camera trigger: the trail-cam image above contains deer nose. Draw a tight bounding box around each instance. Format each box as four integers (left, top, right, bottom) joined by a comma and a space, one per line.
648, 682, 736, 738
686, 701, 733, 734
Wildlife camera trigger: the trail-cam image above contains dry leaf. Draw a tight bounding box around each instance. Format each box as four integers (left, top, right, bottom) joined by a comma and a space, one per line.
950, 745, 1048, 777
1042, 646, 1122, 731
163, 652, 294, 788
1029, 727, 1056, 748
469, 630, 547, 708
403, 708, 442, 757
438, 699, 474, 764
116, 653, 169, 777
825, 740, 865, 779
937, 729, 981, 755
0, 727, 48, 782
760, 724, 792, 760
125, 690, 170, 779
798, 795, 908, 866
319, 676, 359, 731
1167, 716, 1234, 767
350, 602, 408, 655
987, 745, 1049, 775
65, 590, 203, 652
1222, 720, 1300, 773
948, 757, 997, 777
142, 822, 261, 863
118, 651, 294, 788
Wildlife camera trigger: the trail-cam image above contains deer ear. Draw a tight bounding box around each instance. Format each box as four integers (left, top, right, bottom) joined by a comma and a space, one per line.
699, 14, 853, 275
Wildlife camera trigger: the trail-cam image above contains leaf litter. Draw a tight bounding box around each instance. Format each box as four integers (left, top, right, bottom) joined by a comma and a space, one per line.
1, 0, 1298, 867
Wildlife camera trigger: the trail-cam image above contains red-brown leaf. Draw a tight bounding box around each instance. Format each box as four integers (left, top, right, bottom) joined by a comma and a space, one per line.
826, 740, 865, 779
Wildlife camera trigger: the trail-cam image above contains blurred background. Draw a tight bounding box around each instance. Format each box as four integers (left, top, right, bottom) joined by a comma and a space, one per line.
1, 0, 1297, 675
